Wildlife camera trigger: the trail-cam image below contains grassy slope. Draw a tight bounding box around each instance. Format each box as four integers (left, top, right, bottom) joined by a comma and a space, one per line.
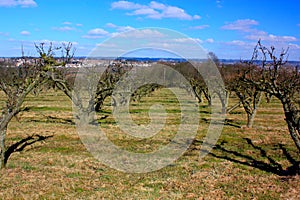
0, 89, 299, 199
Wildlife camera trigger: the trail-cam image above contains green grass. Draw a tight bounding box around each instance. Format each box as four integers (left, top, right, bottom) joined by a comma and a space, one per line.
0, 89, 299, 199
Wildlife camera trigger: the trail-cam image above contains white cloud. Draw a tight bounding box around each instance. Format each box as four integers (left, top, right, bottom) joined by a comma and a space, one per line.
216, 0, 222, 8
0, 0, 37, 7
106, 23, 118, 28
206, 38, 214, 43
221, 19, 259, 32
111, 1, 200, 20
111, 1, 145, 10
76, 23, 83, 27
117, 26, 135, 32
63, 21, 72, 25
173, 38, 203, 44
221, 19, 297, 45
0, 32, 9, 37
149, 1, 166, 10
82, 28, 109, 39
225, 40, 247, 46
128, 8, 159, 16
53, 26, 75, 32
288, 43, 300, 49
88, 28, 109, 35
106, 23, 135, 32
20, 30, 30, 36
219, 39, 300, 60
159, 6, 193, 20
246, 32, 297, 42
173, 38, 193, 43
115, 29, 165, 38
190, 25, 209, 30
193, 15, 201, 19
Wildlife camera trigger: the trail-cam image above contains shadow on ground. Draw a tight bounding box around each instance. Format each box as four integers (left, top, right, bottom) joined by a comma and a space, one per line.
4, 134, 53, 166
209, 138, 299, 176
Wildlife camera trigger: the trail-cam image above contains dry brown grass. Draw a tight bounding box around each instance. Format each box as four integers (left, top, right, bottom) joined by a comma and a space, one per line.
0, 89, 299, 199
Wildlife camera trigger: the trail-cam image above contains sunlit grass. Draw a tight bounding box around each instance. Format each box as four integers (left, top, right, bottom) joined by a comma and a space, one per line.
0, 88, 299, 199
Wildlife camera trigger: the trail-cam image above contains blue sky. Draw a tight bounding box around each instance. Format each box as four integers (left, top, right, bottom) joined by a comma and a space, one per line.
0, 0, 299, 60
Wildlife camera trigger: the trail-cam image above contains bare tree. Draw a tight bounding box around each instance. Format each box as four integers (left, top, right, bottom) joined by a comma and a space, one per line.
0, 42, 75, 169
0, 58, 48, 168
242, 40, 300, 153
221, 64, 262, 128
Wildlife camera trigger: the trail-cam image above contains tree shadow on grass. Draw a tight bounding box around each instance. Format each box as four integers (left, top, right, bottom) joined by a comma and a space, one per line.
200, 118, 241, 128
4, 134, 53, 166
209, 138, 299, 176
26, 114, 110, 125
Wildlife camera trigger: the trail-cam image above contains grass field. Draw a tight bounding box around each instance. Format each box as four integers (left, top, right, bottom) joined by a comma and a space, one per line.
0, 88, 299, 199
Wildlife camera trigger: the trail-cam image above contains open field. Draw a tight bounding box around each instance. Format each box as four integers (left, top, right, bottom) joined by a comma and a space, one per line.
0, 88, 299, 199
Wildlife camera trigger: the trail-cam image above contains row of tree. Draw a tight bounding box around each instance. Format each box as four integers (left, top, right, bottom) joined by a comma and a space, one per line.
0, 40, 299, 170
182, 40, 299, 155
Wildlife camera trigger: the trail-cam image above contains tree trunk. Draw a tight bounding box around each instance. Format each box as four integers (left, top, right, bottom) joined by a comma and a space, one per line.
0, 127, 7, 169
202, 90, 212, 106
286, 120, 300, 153
246, 111, 256, 128
219, 90, 229, 114
0, 113, 14, 169
281, 98, 300, 153
246, 92, 262, 128
193, 87, 203, 103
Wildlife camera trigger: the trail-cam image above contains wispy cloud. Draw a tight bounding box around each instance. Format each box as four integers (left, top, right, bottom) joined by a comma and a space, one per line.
0, 32, 9, 37
111, 1, 200, 20
220, 19, 299, 59
173, 37, 213, 44
288, 43, 300, 49
53, 22, 83, 32
246, 32, 297, 42
106, 23, 135, 32
173, 38, 203, 44
111, 0, 145, 10
221, 19, 297, 43
82, 28, 109, 39
106, 23, 118, 28
53, 26, 75, 32
62, 21, 72, 25
216, 0, 222, 8
221, 19, 259, 32
224, 40, 247, 46
206, 38, 214, 43
0, 0, 37, 7
189, 25, 210, 30
114, 28, 165, 38
61, 21, 82, 27
20, 30, 30, 36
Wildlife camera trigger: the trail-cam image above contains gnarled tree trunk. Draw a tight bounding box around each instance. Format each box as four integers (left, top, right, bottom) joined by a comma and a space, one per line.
0, 128, 7, 169
235, 91, 262, 128
0, 112, 15, 169
281, 97, 300, 153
